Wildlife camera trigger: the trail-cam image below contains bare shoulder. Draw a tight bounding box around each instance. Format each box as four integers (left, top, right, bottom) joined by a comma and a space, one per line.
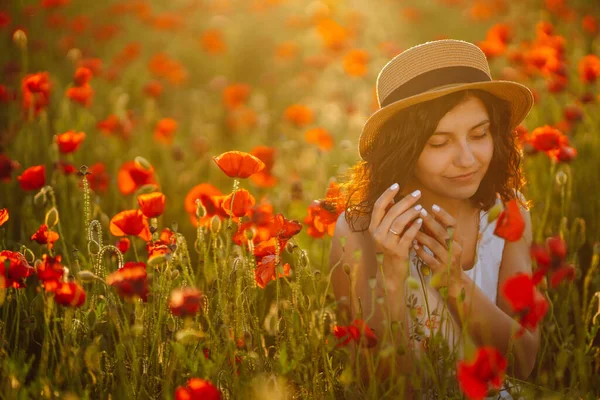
329, 211, 373, 264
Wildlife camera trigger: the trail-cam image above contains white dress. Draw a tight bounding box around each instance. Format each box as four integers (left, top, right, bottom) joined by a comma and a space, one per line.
404, 195, 522, 399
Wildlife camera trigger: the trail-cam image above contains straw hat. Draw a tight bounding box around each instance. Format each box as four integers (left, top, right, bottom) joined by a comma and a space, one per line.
358, 39, 534, 160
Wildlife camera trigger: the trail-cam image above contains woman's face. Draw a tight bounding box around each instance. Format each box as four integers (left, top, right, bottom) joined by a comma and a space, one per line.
412, 96, 494, 200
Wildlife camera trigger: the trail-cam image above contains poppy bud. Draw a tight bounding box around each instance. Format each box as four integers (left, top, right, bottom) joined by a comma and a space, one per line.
406, 276, 420, 290
209, 215, 221, 234
487, 202, 504, 223
134, 156, 153, 171
77, 270, 99, 282
67, 48, 82, 64
244, 226, 256, 242
546, 236, 567, 260
342, 263, 351, 276
13, 30, 27, 49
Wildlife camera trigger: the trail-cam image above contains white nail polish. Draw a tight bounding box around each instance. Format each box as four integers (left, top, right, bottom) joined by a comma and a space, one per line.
411, 190, 421, 197
420, 208, 428, 217
414, 204, 422, 211
432, 204, 440, 212
416, 218, 423, 224
390, 183, 399, 190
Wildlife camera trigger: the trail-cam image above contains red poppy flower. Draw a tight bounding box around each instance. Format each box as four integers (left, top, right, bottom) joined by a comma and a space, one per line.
57, 161, 77, 175
333, 319, 378, 348
86, 162, 109, 194
221, 188, 255, 218
174, 378, 220, 400
18, 165, 46, 191
160, 228, 176, 244
146, 240, 171, 265
21, 72, 51, 115
117, 160, 157, 196
550, 264, 576, 288
249, 145, 277, 188
36, 254, 64, 291
31, 224, 60, 249
0, 208, 8, 226
530, 235, 572, 285
153, 118, 177, 145
254, 254, 291, 289
212, 151, 265, 179
78, 57, 103, 75
501, 273, 549, 337
143, 80, 163, 98
184, 183, 228, 227
528, 125, 569, 152
169, 287, 202, 317
73, 67, 92, 86
56, 130, 86, 153
116, 237, 130, 254
109, 209, 152, 241
493, 199, 525, 242
547, 145, 577, 163
578, 54, 600, 84
137, 192, 166, 218
66, 83, 94, 107
0, 250, 34, 288
54, 281, 86, 307
106, 261, 149, 302
284, 104, 314, 127
97, 113, 134, 139
0, 154, 20, 182
457, 347, 507, 400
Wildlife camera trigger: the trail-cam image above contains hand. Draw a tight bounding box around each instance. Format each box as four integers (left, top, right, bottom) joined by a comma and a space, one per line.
369, 184, 426, 272
413, 205, 464, 285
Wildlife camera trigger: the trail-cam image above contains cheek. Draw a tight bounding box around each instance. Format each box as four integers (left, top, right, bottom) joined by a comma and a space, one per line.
415, 151, 448, 178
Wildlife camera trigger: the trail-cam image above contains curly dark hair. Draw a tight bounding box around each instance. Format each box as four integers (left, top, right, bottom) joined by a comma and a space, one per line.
339, 89, 531, 233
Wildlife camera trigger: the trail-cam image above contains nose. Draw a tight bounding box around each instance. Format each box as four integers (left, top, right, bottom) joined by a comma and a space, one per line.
454, 140, 477, 167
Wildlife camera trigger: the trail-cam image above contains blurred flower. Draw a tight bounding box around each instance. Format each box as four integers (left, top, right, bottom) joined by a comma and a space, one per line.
343, 49, 369, 77
582, 15, 598, 35
174, 378, 220, 400
21, 72, 51, 116
333, 319, 378, 348
527, 125, 568, 152
578, 55, 600, 84
154, 118, 178, 145
0, 208, 8, 226
563, 105, 583, 123
106, 261, 149, 302
97, 112, 134, 139
31, 224, 60, 249
169, 287, 202, 317
0, 154, 20, 182
530, 235, 576, 288
73, 67, 92, 86
116, 237, 130, 254
222, 83, 251, 110
147, 240, 171, 265
316, 18, 347, 52
304, 127, 333, 151
184, 183, 228, 227
56, 130, 85, 153
547, 145, 577, 163
222, 188, 256, 218
255, 254, 291, 289
283, 104, 314, 127
303, 181, 344, 238
54, 281, 86, 307
37, 254, 64, 292
0, 11, 11, 29
143, 80, 163, 99
200, 28, 226, 54
249, 146, 277, 188
86, 162, 109, 194
109, 209, 152, 241
150, 12, 184, 31
501, 273, 549, 337
117, 160, 157, 196
457, 347, 507, 400
112, 42, 141, 67
137, 192, 166, 218
66, 83, 93, 107
212, 151, 265, 179
0, 84, 15, 102
18, 165, 46, 191
57, 161, 77, 175
274, 41, 298, 62
493, 199, 525, 242
148, 53, 188, 86
78, 58, 103, 75
225, 105, 257, 132
0, 250, 34, 288
41, 0, 71, 9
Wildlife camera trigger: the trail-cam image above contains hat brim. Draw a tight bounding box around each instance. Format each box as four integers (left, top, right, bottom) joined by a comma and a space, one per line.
358, 80, 534, 160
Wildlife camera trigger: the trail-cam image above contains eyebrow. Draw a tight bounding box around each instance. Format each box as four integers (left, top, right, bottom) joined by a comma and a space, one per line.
432, 119, 490, 136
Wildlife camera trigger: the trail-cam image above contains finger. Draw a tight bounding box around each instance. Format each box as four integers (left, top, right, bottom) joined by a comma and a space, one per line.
415, 231, 449, 261
379, 189, 422, 234
386, 205, 424, 238
430, 204, 458, 237
414, 245, 441, 270
371, 183, 401, 231
399, 216, 423, 244
419, 208, 450, 248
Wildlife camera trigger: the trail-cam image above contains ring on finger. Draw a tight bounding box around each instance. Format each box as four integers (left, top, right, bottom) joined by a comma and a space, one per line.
389, 228, 401, 236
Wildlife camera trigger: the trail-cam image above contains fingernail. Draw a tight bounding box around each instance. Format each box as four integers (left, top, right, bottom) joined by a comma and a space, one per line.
411, 189, 421, 197
416, 218, 423, 224
414, 242, 420, 250
390, 183, 399, 190
432, 204, 440, 212
420, 208, 428, 217
414, 204, 422, 211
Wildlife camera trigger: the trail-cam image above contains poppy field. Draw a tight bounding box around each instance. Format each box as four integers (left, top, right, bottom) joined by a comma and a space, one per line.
1, 0, 600, 399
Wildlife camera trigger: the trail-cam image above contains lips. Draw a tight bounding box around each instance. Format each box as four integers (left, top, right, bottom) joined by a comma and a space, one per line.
450, 170, 478, 179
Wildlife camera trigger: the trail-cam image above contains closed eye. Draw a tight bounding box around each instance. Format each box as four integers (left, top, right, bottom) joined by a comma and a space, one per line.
428, 129, 489, 148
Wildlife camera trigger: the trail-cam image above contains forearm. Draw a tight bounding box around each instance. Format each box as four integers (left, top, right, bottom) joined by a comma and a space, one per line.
445, 271, 538, 379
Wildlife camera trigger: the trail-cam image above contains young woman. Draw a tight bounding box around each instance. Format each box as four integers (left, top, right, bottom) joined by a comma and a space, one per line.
329, 40, 539, 398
